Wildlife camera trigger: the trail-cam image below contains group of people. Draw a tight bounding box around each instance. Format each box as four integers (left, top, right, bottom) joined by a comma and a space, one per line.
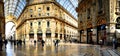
16, 40, 23, 46
33, 40, 45, 47
99, 38, 118, 49
53, 39, 60, 47
0, 39, 46, 51
0, 39, 8, 51
34, 39, 60, 47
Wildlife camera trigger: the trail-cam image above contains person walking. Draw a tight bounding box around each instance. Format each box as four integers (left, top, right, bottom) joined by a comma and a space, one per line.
41, 40, 45, 47
4, 39, 8, 48
56, 39, 59, 47
53, 40, 56, 46
0, 39, 3, 51
113, 38, 118, 49
23, 39, 25, 45
34, 40, 36, 45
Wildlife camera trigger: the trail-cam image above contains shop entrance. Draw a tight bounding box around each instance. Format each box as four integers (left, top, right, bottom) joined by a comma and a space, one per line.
97, 24, 106, 44
46, 29, 51, 45
87, 28, 93, 44
29, 34, 34, 42
37, 33, 42, 42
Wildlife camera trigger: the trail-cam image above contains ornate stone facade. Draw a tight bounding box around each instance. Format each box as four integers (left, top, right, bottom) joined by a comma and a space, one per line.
76, 0, 117, 44
16, 0, 78, 44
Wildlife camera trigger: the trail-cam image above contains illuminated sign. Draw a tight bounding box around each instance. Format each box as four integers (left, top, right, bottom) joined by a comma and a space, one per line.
116, 24, 120, 29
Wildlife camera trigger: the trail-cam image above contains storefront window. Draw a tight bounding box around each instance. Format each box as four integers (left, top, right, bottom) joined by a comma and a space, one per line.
38, 8, 41, 12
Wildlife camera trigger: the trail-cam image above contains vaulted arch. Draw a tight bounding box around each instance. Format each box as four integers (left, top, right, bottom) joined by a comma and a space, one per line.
5, 15, 17, 25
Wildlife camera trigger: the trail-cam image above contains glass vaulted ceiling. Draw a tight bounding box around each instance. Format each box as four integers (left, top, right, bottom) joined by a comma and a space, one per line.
4, 0, 26, 19
56, 0, 78, 19
4, 0, 78, 19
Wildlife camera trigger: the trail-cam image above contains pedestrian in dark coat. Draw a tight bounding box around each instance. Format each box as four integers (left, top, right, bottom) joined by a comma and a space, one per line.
0, 39, 3, 51
41, 40, 45, 47
113, 38, 118, 49
4, 40, 8, 48
56, 39, 59, 47
53, 40, 56, 46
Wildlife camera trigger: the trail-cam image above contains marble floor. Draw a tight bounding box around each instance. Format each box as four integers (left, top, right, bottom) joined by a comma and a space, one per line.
0, 41, 118, 56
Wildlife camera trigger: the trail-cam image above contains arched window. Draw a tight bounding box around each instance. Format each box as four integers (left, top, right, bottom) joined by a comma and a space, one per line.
47, 21, 50, 27
38, 21, 41, 26
47, 7, 50, 11
30, 22, 32, 26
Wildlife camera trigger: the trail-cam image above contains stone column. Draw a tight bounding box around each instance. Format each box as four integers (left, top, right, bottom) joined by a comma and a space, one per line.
42, 33, 46, 41
84, 30, 87, 43
62, 34, 64, 42
42, 20, 46, 41
34, 33, 37, 41
51, 32, 55, 45
26, 34, 29, 41
51, 20, 56, 44
92, 28, 97, 44
34, 20, 38, 41
26, 21, 29, 41
58, 33, 60, 39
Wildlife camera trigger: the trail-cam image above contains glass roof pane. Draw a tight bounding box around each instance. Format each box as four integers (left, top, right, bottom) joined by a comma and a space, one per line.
64, 0, 70, 9
21, 1, 26, 6
4, 0, 78, 19
4, 0, 26, 19
56, 0, 60, 2
15, 12, 19, 17
59, 0, 65, 5
15, 11, 20, 17
67, 5, 72, 11
10, 0, 13, 4
17, 7, 21, 13
63, 0, 67, 7
18, 4, 22, 9
13, 1, 17, 5
4, 1, 8, 6
70, 0, 78, 7
56, 0, 78, 19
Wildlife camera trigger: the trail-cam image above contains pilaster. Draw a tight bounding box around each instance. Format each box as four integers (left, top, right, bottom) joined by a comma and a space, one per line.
34, 33, 37, 41
42, 32, 46, 41
26, 34, 29, 41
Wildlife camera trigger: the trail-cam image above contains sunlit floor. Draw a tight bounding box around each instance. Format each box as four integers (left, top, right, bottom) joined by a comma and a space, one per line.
0, 42, 103, 56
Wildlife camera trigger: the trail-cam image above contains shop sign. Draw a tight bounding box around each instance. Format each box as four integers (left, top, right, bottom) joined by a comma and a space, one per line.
116, 24, 120, 29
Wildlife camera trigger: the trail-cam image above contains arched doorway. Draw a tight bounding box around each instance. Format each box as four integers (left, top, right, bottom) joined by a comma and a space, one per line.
5, 15, 17, 40
5, 21, 16, 40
